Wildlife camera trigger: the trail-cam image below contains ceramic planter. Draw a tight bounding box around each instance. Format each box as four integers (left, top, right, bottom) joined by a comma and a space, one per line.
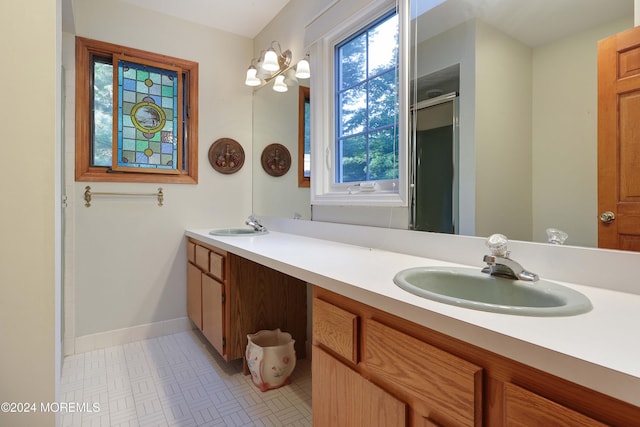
246, 329, 296, 392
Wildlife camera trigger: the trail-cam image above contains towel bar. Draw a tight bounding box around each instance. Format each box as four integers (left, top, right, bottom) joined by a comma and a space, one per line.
83, 186, 164, 207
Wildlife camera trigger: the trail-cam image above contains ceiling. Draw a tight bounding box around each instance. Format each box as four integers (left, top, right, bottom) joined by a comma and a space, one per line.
417, 0, 633, 47
64, 0, 291, 39
64, 0, 632, 44
413, 0, 633, 101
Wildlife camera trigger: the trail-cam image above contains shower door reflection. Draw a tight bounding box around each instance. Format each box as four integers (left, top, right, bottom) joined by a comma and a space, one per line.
410, 92, 459, 233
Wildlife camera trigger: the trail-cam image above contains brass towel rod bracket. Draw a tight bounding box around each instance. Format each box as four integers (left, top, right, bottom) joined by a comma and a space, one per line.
84, 186, 164, 207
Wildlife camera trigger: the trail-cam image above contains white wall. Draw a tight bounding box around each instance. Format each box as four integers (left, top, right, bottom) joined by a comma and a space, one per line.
475, 19, 533, 240
531, 16, 633, 247
0, 0, 59, 426
65, 0, 253, 349
254, 0, 331, 63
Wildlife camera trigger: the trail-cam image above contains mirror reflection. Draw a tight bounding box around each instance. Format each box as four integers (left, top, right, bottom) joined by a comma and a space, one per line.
252, 0, 634, 249
409, 0, 632, 248
252, 76, 311, 220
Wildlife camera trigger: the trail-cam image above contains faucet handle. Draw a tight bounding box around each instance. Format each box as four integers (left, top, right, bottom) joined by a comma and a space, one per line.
546, 228, 568, 245
486, 234, 509, 257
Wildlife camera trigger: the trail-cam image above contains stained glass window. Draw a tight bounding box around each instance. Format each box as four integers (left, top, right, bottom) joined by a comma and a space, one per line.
113, 55, 183, 174
76, 37, 198, 184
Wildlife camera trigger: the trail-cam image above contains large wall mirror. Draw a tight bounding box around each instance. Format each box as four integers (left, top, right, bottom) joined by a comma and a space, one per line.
252, 77, 312, 220
253, 0, 634, 249
410, 0, 633, 248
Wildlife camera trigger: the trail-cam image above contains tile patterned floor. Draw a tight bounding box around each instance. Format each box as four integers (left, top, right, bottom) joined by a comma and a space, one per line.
60, 331, 312, 427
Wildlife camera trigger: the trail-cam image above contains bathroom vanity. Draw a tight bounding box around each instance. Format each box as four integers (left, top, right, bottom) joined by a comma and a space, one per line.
313, 286, 634, 426
185, 220, 640, 425
186, 237, 307, 361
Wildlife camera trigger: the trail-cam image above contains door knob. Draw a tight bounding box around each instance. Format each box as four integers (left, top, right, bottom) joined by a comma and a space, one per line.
599, 211, 616, 224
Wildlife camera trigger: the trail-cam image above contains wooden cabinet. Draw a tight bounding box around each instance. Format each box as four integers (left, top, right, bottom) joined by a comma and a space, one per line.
201, 273, 224, 355
503, 382, 607, 426
312, 286, 640, 426
186, 262, 202, 330
312, 290, 481, 426
364, 318, 482, 426
227, 254, 308, 360
186, 238, 307, 362
313, 346, 407, 426
187, 239, 228, 355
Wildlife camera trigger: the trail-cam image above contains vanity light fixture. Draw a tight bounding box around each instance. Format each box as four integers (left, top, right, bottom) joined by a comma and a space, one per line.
244, 41, 311, 92
273, 75, 288, 92
244, 66, 261, 86
262, 47, 280, 72
294, 55, 310, 79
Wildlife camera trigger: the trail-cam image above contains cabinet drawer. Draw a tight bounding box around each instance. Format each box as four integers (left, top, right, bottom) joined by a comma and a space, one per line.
209, 251, 225, 281
187, 240, 196, 264
504, 382, 607, 426
313, 298, 358, 363
194, 244, 210, 271
363, 319, 482, 427
193, 243, 225, 280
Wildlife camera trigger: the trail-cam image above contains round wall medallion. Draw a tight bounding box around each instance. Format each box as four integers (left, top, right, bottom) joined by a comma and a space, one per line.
208, 138, 245, 174
261, 143, 291, 177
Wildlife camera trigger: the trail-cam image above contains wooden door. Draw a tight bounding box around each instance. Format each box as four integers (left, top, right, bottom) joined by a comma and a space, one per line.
598, 26, 640, 251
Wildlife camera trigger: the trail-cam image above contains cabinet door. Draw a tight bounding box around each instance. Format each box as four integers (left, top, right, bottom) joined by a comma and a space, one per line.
504, 382, 607, 426
363, 319, 482, 426
202, 273, 225, 356
186, 262, 202, 330
313, 346, 407, 426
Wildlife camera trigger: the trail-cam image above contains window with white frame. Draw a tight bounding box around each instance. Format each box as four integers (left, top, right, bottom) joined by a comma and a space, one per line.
310, 0, 407, 206
335, 11, 399, 184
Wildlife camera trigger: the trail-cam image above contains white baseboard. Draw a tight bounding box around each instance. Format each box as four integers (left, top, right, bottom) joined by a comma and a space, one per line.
73, 317, 193, 354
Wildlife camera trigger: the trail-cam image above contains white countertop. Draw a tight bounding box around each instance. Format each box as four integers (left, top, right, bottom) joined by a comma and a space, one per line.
185, 227, 640, 406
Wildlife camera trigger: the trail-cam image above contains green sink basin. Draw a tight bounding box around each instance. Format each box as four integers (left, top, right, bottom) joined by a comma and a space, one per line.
393, 266, 592, 316
209, 228, 267, 236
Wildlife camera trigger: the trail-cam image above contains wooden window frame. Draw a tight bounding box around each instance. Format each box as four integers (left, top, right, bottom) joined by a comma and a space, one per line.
75, 36, 199, 183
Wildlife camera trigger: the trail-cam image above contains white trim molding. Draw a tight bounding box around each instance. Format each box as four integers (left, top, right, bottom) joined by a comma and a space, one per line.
73, 317, 193, 354
308, 0, 409, 207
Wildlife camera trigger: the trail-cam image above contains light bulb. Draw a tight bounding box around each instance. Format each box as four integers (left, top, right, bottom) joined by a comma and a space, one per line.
262, 49, 279, 72
244, 67, 260, 86
295, 58, 310, 79
273, 75, 288, 92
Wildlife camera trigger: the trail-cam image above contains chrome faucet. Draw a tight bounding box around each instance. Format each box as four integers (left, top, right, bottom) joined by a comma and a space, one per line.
245, 214, 267, 233
481, 234, 539, 282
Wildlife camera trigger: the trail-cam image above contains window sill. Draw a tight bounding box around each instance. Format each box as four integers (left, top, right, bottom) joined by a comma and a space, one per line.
75, 168, 197, 184
311, 190, 406, 207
